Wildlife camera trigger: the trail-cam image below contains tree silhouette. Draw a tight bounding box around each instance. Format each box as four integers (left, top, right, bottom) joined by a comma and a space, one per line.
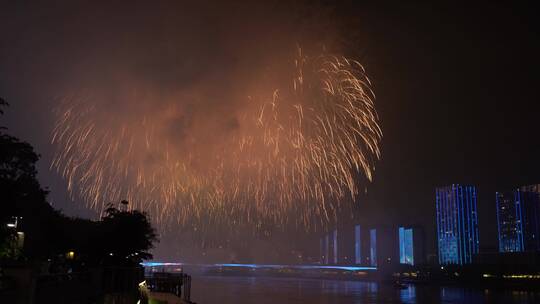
1, 99, 59, 258
1, 99, 158, 264
100, 203, 158, 263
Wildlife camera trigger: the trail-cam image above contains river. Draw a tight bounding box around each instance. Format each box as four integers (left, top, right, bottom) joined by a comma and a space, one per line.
190, 275, 540, 304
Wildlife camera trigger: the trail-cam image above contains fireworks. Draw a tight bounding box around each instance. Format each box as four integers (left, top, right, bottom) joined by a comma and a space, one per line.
51, 48, 382, 229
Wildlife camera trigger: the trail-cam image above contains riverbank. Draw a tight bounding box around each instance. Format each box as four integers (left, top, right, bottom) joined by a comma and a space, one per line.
0, 262, 143, 303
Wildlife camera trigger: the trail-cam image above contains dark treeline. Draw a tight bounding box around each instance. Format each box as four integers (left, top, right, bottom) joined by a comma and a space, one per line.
0, 98, 158, 267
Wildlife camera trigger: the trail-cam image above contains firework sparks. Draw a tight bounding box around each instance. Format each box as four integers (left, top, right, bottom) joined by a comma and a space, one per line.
51, 48, 382, 229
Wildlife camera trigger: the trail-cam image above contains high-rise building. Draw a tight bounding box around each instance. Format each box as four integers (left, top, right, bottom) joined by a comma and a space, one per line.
399, 227, 414, 265
354, 225, 362, 264
319, 235, 329, 264
520, 185, 540, 252
398, 226, 425, 266
366, 226, 400, 268
496, 191, 521, 252
369, 228, 377, 267
496, 185, 540, 253
436, 184, 479, 265
320, 229, 339, 264
332, 229, 338, 264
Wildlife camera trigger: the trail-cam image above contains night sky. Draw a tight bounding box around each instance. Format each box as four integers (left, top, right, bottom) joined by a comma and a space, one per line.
1, 1, 539, 260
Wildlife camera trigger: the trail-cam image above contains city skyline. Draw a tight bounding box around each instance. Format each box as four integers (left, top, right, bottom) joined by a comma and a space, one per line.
317, 181, 540, 268
2, 1, 540, 263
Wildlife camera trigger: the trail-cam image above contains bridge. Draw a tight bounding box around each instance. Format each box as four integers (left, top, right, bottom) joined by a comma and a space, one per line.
142, 262, 377, 278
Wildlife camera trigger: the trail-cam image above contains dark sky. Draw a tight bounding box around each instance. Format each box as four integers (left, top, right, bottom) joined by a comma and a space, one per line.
1, 1, 540, 260
353, 2, 540, 254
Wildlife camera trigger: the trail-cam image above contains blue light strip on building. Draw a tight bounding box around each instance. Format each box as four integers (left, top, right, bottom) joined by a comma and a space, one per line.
457, 185, 463, 265
142, 262, 377, 272
399, 227, 405, 264
496, 192, 502, 252
516, 190, 525, 251
469, 186, 479, 263
435, 189, 441, 264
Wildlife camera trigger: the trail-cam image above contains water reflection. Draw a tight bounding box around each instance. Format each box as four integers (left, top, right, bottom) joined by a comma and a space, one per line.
189, 275, 540, 304
400, 285, 416, 304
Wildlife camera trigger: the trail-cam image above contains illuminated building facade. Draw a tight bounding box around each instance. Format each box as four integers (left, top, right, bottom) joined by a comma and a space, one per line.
354, 225, 362, 264
436, 184, 479, 265
369, 228, 377, 267
332, 229, 338, 264
399, 227, 414, 265
320, 235, 329, 264
496, 191, 521, 252
320, 229, 339, 264
497, 185, 540, 252
398, 226, 424, 266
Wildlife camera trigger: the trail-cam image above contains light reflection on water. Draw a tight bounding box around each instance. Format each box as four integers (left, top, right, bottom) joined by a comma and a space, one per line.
190, 275, 540, 304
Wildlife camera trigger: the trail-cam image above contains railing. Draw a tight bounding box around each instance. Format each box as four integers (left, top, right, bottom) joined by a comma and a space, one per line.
145, 272, 192, 302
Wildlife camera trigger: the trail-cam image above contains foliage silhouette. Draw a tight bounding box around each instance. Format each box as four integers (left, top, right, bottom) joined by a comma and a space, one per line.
0, 99, 158, 264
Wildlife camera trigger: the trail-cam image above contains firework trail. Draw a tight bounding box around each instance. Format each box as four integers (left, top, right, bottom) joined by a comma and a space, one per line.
51, 48, 382, 229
